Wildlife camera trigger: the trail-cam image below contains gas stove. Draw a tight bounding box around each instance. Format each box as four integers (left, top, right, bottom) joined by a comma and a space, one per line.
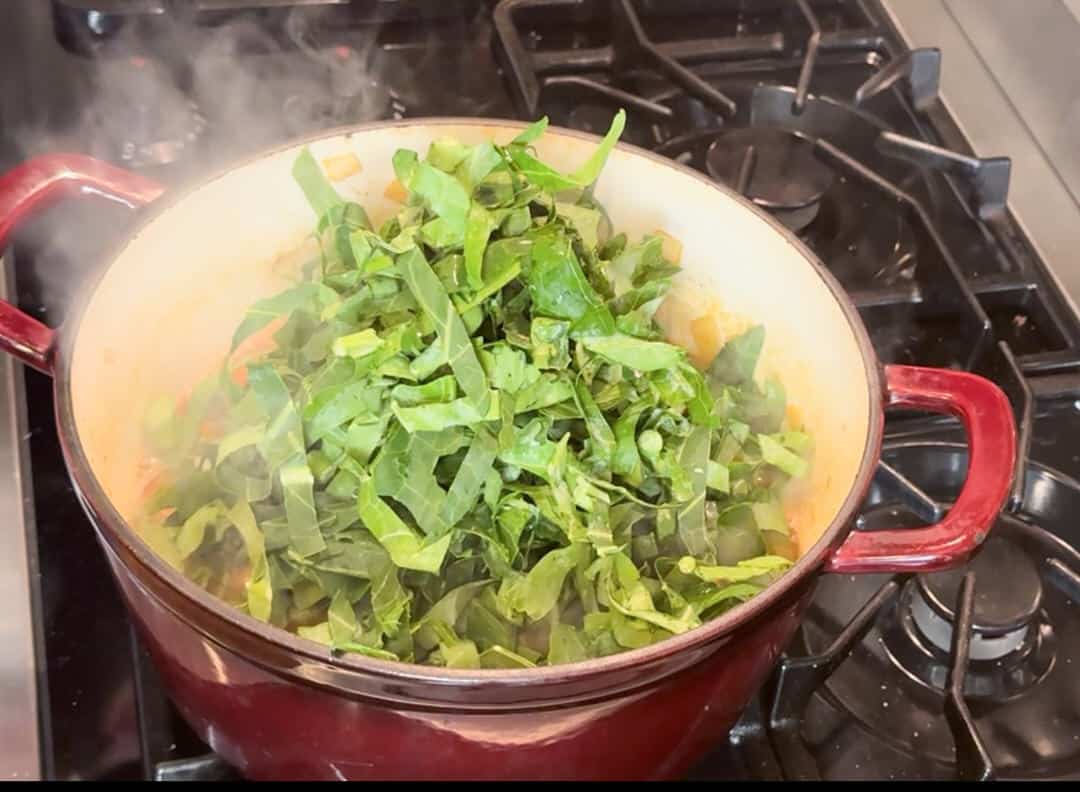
3, 0, 1079, 781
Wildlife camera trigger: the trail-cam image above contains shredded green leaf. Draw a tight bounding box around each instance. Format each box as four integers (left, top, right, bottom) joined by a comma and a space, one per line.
137, 111, 811, 668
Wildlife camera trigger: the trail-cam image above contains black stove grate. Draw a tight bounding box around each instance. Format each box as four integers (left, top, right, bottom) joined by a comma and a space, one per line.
707, 433, 1080, 781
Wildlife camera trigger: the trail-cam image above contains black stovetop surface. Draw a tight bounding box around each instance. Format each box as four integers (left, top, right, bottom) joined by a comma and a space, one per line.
7, 0, 1080, 781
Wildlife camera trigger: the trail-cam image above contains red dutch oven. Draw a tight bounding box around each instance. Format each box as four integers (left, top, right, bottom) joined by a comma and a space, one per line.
0, 119, 1016, 780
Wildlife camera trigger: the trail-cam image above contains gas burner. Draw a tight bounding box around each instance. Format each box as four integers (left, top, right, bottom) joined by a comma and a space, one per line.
85, 56, 206, 169
914, 535, 1042, 660
804, 181, 921, 293
878, 524, 1056, 701
790, 442, 1080, 779
653, 126, 836, 233
704, 126, 835, 232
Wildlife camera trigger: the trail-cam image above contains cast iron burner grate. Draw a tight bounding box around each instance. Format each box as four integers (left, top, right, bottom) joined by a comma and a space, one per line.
495, 0, 1080, 379
718, 441, 1080, 781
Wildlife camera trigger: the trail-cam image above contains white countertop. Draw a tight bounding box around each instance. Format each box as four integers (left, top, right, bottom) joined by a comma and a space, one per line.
883, 0, 1080, 320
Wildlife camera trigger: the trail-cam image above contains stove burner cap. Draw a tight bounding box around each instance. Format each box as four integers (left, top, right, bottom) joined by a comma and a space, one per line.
919, 536, 1043, 634
705, 126, 834, 231
909, 536, 1043, 661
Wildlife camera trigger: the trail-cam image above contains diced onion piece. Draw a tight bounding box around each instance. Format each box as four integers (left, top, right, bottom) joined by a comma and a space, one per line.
655, 285, 751, 370
689, 314, 723, 370
322, 153, 362, 181
654, 291, 693, 351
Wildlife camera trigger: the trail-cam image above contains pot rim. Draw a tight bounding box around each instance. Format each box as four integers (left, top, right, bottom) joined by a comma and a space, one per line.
52, 116, 884, 696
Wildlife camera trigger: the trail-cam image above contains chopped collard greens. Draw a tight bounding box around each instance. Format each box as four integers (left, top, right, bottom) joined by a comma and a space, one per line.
139, 111, 812, 668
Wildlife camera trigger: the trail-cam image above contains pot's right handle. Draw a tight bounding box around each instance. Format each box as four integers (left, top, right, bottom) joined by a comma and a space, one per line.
0, 154, 164, 374
825, 364, 1016, 574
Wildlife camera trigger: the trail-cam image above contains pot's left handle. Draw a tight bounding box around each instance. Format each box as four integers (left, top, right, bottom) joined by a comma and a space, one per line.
0, 154, 164, 374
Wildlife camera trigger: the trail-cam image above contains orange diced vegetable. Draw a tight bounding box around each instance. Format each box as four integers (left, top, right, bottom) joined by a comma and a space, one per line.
322, 153, 362, 181
384, 179, 408, 202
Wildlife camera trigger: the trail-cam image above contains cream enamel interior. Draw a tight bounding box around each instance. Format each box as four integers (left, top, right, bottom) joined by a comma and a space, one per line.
70, 122, 872, 557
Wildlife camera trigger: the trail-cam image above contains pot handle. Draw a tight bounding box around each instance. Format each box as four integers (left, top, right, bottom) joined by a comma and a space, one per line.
825, 364, 1016, 574
0, 154, 165, 374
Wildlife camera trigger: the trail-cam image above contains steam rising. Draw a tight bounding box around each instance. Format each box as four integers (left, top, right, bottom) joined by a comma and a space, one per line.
7, 3, 500, 320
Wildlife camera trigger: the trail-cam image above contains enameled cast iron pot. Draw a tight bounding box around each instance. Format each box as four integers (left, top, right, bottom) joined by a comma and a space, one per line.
0, 120, 1016, 780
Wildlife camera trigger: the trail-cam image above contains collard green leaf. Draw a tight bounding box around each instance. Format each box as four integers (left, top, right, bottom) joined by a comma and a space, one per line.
507, 109, 625, 192
548, 623, 589, 665
759, 434, 809, 478
414, 579, 490, 650
525, 241, 603, 336
516, 543, 589, 621
409, 162, 469, 241
514, 373, 575, 414
332, 329, 384, 359
328, 589, 359, 647
464, 204, 492, 290
677, 426, 711, 558
292, 147, 345, 219
612, 402, 648, 484
281, 455, 326, 558
751, 498, 791, 536
682, 362, 716, 427
398, 247, 490, 406
427, 137, 470, 173
392, 393, 500, 433
580, 334, 685, 371
679, 554, 791, 584
480, 645, 538, 669
463, 142, 502, 188
567, 109, 626, 185
139, 111, 810, 669
357, 476, 451, 574
497, 417, 557, 479
392, 148, 418, 186
420, 217, 461, 250
371, 425, 458, 536
391, 376, 457, 407
176, 501, 224, 559
464, 589, 517, 651
370, 562, 410, 637
303, 380, 381, 443
228, 500, 273, 622
530, 317, 570, 370
707, 460, 730, 493
481, 343, 530, 393
232, 282, 336, 352
440, 637, 482, 668
441, 428, 498, 526
512, 116, 549, 145
556, 202, 602, 250
575, 379, 616, 467
248, 364, 306, 471
709, 325, 765, 384
609, 277, 671, 317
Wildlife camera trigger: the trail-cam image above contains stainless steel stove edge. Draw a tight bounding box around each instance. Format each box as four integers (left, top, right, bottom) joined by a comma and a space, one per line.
0, 248, 42, 780
881, 0, 1080, 323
